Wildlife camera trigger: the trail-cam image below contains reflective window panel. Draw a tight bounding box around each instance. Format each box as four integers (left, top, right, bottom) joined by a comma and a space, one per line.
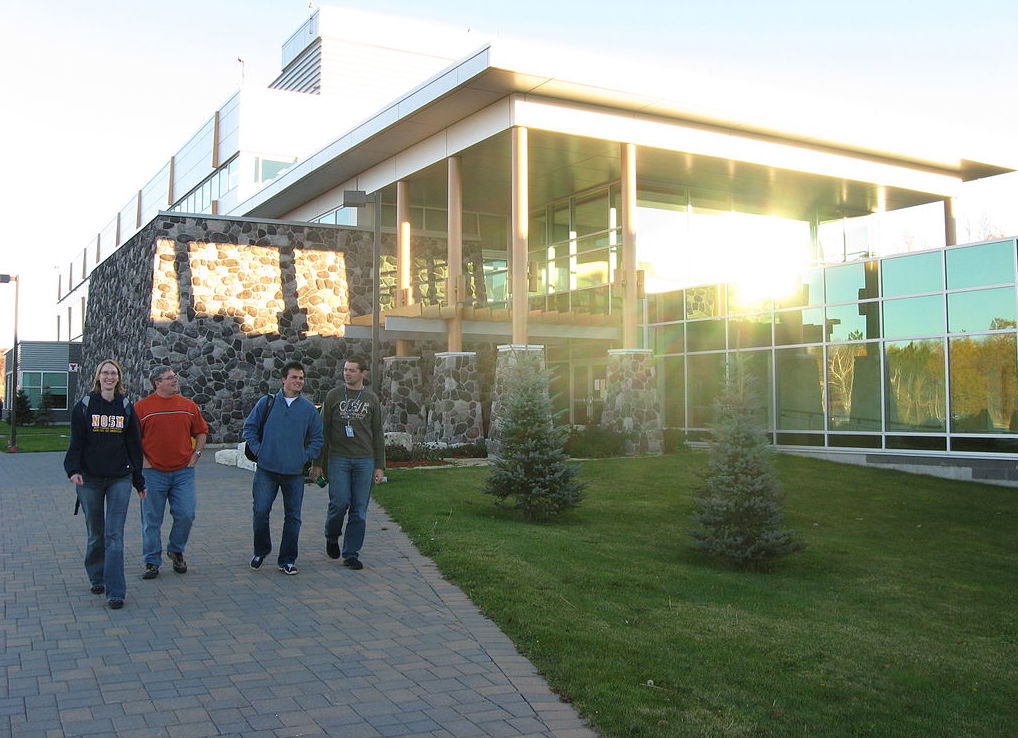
826, 301, 880, 342
661, 356, 685, 426
775, 269, 824, 308
655, 323, 684, 355
949, 333, 1017, 433
649, 290, 684, 323
882, 250, 943, 297
686, 319, 726, 352
947, 287, 1017, 333
883, 295, 944, 338
946, 240, 1015, 290
728, 313, 772, 349
884, 339, 946, 432
774, 308, 825, 345
827, 342, 881, 431
775, 346, 825, 430
826, 260, 879, 303
886, 435, 947, 451
687, 353, 725, 427
735, 350, 773, 427
829, 434, 881, 448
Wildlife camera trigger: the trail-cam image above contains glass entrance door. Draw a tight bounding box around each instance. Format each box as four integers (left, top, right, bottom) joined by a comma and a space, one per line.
571, 362, 608, 426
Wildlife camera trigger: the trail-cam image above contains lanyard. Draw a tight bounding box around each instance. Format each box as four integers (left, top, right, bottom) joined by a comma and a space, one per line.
343, 386, 364, 426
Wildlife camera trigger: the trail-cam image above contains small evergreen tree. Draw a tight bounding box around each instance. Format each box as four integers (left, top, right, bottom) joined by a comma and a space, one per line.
484, 352, 584, 520
690, 369, 804, 568
13, 388, 33, 427
34, 391, 56, 427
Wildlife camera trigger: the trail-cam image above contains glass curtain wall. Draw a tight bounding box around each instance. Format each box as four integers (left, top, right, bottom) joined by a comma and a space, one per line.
650, 238, 1018, 454
529, 185, 621, 314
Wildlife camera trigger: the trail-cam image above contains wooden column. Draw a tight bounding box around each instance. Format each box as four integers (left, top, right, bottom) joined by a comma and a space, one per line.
447, 156, 464, 352
511, 127, 529, 345
396, 180, 412, 356
620, 142, 638, 349
944, 197, 957, 247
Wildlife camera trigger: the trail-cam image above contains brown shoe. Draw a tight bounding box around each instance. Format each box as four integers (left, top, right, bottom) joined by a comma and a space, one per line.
168, 551, 187, 574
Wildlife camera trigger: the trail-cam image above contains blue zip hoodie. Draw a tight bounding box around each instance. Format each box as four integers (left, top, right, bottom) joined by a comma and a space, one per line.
242, 391, 324, 476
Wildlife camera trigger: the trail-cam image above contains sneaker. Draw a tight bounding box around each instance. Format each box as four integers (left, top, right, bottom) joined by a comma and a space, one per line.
90, 584, 105, 595
142, 564, 159, 580
326, 540, 340, 559
279, 563, 298, 575
250, 555, 265, 570
108, 599, 124, 610
168, 551, 187, 574
343, 558, 364, 570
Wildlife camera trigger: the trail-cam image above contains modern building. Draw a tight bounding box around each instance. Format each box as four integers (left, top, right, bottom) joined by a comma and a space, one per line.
3, 341, 83, 424
69, 6, 1018, 481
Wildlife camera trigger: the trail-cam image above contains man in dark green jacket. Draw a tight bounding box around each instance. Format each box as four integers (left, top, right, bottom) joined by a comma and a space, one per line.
311, 355, 385, 570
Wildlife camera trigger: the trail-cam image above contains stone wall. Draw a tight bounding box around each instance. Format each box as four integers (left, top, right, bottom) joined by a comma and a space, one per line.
600, 349, 663, 455
83, 215, 388, 443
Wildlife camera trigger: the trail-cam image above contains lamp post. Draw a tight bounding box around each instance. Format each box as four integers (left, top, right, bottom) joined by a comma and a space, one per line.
1, 273, 19, 451
340, 190, 382, 383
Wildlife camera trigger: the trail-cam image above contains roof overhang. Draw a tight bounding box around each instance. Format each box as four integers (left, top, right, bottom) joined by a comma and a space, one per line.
238, 41, 1012, 220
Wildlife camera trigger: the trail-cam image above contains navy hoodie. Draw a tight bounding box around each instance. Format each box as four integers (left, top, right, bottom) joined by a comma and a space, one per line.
63, 393, 146, 490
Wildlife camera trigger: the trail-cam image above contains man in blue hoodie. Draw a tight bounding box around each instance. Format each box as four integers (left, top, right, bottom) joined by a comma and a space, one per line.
243, 361, 324, 575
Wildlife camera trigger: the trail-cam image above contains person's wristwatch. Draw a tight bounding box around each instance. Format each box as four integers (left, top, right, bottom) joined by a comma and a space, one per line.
194, 450, 203, 457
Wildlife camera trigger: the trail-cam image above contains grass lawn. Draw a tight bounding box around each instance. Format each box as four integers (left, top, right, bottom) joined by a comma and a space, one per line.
374, 450, 1018, 738
0, 421, 69, 453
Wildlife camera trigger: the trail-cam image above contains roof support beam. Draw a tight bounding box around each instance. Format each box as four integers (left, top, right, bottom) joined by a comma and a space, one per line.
511, 126, 529, 344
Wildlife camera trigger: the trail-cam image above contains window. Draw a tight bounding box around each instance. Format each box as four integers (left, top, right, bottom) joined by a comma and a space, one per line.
946, 240, 1015, 290
22, 371, 69, 410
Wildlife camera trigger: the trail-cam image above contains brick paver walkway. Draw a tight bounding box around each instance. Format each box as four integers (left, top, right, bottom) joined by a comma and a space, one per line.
0, 451, 596, 738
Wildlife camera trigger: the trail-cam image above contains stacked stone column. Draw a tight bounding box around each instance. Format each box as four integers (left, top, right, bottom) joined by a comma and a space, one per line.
600, 348, 663, 455
488, 344, 545, 457
425, 352, 484, 444
381, 356, 426, 440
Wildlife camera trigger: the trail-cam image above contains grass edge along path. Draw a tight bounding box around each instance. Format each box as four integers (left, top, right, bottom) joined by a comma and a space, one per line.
0, 421, 68, 452
374, 451, 1018, 738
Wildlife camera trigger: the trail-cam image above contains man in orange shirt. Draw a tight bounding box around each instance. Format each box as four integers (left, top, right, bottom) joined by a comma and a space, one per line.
135, 367, 209, 579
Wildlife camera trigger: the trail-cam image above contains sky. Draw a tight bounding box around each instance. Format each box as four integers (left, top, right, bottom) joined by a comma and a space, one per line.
1, 0, 1017, 348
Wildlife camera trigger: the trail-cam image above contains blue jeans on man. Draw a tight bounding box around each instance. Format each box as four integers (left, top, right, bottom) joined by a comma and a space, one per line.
252, 468, 305, 566
325, 456, 374, 560
76, 475, 133, 601
141, 467, 196, 565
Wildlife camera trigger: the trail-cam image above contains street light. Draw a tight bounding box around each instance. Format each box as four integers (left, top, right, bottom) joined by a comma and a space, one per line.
1, 273, 19, 451
340, 190, 382, 383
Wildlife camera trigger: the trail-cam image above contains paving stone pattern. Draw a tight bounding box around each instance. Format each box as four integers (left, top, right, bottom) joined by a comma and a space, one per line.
0, 452, 596, 738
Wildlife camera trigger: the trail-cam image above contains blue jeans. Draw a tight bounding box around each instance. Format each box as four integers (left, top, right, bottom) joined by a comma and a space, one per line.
252, 468, 305, 566
77, 475, 133, 601
140, 467, 196, 565
325, 456, 375, 560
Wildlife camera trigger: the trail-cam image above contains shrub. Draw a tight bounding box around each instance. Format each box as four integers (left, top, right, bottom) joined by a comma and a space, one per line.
34, 391, 57, 427
564, 426, 629, 458
13, 389, 33, 427
446, 440, 487, 458
690, 369, 804, 568
484, 351, 584, 520
385, 443, 445, 463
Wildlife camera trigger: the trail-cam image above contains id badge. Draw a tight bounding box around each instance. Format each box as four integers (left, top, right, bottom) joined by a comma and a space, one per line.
345, 425, 355, 438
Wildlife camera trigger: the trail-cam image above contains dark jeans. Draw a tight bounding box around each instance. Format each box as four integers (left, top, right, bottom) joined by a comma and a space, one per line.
77, 474, 133, 600
252, 467, 305, 566
325, 456, 375, 560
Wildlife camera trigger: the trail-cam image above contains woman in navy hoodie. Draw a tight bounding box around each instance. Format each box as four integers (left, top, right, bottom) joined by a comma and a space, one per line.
64, 359, 147, 609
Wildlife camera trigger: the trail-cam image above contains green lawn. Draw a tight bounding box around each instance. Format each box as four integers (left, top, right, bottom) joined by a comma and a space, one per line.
375, 450, 1018, 738
0, 422, 69, 453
